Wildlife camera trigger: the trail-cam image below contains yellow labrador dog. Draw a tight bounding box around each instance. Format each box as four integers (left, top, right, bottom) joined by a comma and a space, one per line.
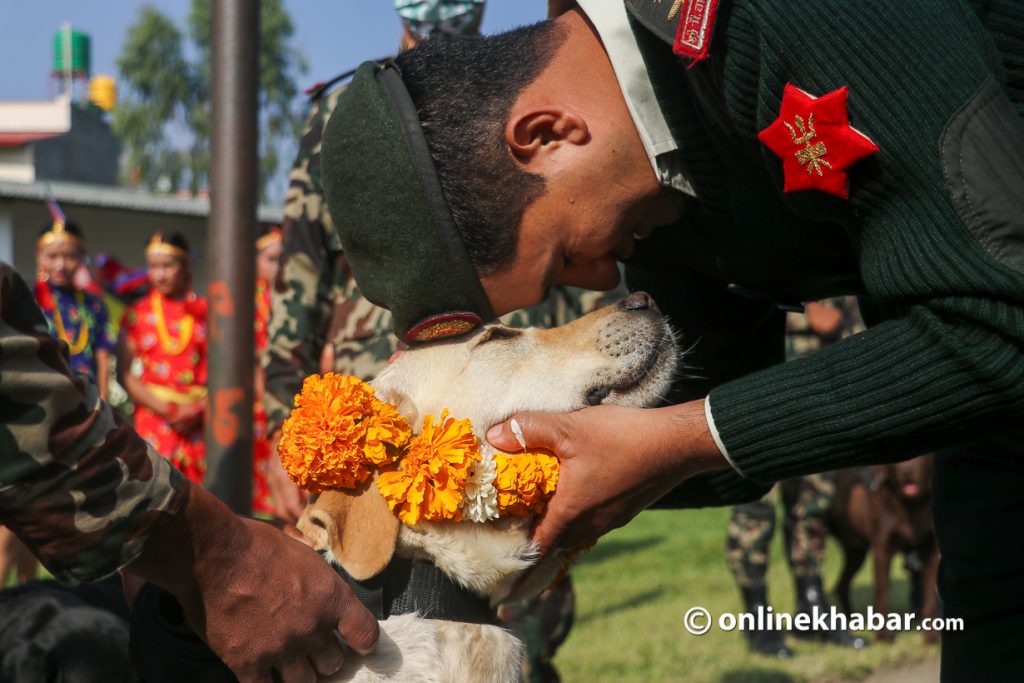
299, 292, 677, 682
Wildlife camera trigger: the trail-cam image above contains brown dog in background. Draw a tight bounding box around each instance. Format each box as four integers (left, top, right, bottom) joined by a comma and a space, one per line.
827, 455, 940, 643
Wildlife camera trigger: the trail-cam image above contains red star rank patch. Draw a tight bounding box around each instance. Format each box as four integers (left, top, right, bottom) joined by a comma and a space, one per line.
758, 84, 879, 199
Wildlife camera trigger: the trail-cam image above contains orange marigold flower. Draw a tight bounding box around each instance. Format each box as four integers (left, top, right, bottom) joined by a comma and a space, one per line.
376, 409, 481, 526
363, 397, 413, 466
279, 373, 411, 492
493, 451, 560, 517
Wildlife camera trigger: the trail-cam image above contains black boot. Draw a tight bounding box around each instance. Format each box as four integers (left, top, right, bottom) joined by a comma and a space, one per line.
794, 575, 868, 649
740, 585, 792, 658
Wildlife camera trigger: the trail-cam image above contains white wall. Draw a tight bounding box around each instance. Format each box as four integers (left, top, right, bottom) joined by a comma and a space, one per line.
0, 147, 35, 183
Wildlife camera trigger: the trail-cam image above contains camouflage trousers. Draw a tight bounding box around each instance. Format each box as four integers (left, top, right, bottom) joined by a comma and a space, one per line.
498, 574, 575, 683
726, 474, 834, 587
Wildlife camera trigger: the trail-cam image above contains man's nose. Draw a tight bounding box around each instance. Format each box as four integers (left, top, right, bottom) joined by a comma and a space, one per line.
619, 291, 659, 313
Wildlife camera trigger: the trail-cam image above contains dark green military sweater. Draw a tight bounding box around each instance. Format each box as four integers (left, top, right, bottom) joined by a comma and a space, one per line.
622, 0, 1024, 504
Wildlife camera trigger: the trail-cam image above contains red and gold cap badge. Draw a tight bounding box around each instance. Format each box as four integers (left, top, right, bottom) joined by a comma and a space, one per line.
404, 312, 483, 344
758, 84, 879, 199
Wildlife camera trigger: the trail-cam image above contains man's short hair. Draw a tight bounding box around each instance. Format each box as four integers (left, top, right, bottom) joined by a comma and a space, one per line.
394, 21, 567, 276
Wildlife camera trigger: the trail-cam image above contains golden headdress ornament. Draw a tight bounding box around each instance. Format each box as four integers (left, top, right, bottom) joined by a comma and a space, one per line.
256, 226, 283, 252
37, 193, 82, 249
145, 232, 189, 260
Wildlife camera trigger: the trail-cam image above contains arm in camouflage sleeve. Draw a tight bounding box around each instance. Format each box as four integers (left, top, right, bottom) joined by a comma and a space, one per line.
1, 261, 381, 678
264, 90, 346, 434
0, 261, 187, 585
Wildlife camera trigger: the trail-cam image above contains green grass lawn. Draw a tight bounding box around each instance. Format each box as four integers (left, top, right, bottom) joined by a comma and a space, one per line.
555, 508, 938, 683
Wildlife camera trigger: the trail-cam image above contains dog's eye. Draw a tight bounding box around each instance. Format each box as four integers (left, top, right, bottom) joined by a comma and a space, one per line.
477, 327, 522, 345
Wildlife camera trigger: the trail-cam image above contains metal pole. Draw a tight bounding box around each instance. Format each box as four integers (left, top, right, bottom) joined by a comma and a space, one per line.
205, 0, 259, 514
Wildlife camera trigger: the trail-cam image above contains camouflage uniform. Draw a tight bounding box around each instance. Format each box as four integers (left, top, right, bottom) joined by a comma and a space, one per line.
726, 474, 836, 585
0, 261, 187, 586
264, 81, 622, 683
726, 298, 863, 586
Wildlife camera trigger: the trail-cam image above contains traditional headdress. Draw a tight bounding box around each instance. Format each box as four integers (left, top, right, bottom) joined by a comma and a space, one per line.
37, 194, 82, 249
255, 225, 283, 252
145, 232, 189, 261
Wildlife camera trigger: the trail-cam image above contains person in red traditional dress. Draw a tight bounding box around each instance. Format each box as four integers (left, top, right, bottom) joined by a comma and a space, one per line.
117, 232, 208, 484
252, 225, 283, 515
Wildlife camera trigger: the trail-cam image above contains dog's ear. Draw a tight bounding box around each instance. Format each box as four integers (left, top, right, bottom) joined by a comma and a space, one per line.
297, 479, 400, 580
376, 386, 420, 430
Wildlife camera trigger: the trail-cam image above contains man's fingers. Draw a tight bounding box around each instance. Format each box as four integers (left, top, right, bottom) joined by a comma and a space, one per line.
276, 657, 317, 683
235, 671, 273, 683
335, 586, 380, 654
530, 506, 567, 556
486, 412, 566, 453
309, 634, 346, 677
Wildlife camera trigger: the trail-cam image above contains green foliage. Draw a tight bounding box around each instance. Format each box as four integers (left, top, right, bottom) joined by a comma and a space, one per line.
113, 0, 307, 199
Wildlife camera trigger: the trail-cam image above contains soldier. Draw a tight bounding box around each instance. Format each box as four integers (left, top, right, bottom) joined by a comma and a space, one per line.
726, 300, 866, 656
262, 5, 618, 680
316, 2, 1024, 677
263, 0, 491, 521
0, 261, 378, 682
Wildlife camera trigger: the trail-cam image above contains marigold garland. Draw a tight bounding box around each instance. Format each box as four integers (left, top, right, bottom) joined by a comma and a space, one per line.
376, 410, 481, 526
279, 374, 562, 525
492, 452, 560, 517
278, 374, 411, 493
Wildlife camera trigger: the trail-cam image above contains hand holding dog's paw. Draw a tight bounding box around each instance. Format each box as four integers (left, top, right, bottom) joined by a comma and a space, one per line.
129, 486, 378, 683
487, 400, 725, 554
187, 516, 379, 682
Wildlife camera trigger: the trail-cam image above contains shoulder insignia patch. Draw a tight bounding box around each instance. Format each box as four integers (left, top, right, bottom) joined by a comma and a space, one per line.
670, 0, 720, 63
758, 84, 879, 199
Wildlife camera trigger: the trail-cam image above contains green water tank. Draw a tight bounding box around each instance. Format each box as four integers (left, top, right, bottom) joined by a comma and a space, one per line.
52, 26, 91, 76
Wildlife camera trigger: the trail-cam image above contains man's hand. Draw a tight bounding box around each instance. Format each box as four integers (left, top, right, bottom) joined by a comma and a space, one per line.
804, 301, 844, 339
487, 401, 726, 554
128, 485, 378, 682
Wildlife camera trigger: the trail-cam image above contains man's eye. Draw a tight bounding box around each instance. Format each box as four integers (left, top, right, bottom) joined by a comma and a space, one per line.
477, 327, 522, 345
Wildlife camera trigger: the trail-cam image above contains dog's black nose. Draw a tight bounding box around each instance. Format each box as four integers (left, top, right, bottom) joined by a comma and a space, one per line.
620, 291, 658, 313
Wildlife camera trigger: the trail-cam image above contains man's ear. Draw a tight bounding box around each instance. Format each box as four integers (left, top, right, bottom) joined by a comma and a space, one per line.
506, 109, 589, 166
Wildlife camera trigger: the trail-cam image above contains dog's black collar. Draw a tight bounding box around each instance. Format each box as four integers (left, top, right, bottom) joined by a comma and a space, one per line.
335, 557, 497, 625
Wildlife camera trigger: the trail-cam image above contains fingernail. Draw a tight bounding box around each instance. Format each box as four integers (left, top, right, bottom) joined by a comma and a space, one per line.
352, 645, 374, 656
486, 424, 502, 442
509, 418, 526, 449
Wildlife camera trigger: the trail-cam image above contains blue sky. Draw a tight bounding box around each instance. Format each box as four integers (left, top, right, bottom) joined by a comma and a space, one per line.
1, 1, 549, 99
0, 1, 548, 199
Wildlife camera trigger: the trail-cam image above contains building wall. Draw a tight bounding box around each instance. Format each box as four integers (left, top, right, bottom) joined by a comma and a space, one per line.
33, 107, 120, 186
3, 198, 212, 293
0, 147, 36, 183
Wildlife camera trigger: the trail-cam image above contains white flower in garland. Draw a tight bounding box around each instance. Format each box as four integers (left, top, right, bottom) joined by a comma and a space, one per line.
462, 450, 499, 523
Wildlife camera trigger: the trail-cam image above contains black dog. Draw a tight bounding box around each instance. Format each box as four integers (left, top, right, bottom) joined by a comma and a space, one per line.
0, 575, 137, 683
